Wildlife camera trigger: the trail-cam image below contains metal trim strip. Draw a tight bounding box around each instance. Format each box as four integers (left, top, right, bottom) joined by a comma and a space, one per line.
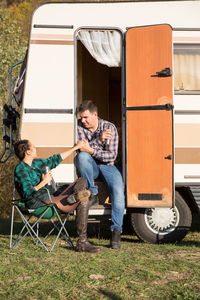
175, 110, 200, 115
24, 108, 73, 114
173, 28, 200, 31
33, 24, 73, 29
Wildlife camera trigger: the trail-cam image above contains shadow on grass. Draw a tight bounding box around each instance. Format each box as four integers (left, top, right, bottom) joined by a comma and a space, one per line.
0, 214, 134, 238
175, 240, 200, 247
0, 213, 199, 245
98, 289, 123, 300
0, 216, 111, 239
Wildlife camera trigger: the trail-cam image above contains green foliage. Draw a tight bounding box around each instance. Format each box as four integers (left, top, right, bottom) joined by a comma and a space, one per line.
0, 5, 28, 217
0, 156, 17, 217
0, 8, 27, 107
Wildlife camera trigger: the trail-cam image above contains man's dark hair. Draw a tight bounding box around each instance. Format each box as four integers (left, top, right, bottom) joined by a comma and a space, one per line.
78, 100, 98, 114
14, 140, 30, 161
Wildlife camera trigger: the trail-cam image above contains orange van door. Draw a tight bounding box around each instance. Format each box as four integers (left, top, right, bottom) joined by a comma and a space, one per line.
125, 24, 173, 208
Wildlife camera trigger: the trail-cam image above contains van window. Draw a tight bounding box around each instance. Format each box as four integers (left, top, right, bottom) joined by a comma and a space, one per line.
174, 44, 200, 93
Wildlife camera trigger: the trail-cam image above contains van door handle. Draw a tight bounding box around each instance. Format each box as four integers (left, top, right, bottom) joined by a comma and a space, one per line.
164, 155, 172, 160
151, 67, 172, 77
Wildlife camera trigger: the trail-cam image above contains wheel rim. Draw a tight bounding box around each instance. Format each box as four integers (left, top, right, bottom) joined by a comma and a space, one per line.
144, 207, 180, 235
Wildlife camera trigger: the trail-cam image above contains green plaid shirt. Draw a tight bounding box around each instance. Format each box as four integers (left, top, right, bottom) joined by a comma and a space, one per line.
14, 154, 62, 202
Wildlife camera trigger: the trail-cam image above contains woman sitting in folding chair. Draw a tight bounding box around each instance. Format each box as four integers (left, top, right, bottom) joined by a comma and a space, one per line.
13, 140, 101, 253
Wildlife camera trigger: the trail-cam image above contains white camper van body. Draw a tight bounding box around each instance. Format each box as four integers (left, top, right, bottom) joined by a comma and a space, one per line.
18, 1, 200, 243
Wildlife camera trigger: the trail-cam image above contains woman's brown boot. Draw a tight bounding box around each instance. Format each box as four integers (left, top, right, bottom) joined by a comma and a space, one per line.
67, 178, 91, 203
76, 200, 101, 253
75, 189, 91, 202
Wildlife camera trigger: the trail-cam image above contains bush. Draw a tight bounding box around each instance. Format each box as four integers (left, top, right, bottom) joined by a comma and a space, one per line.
0, 7, 27, 217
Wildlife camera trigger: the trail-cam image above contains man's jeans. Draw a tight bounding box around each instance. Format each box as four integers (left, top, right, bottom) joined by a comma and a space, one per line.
75, 152, 125, 232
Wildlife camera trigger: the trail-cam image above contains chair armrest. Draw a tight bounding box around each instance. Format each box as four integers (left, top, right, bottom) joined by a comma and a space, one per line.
11, 198, 23, 204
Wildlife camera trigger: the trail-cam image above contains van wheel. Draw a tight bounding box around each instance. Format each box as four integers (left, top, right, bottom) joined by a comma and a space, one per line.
130, 191, 192, 244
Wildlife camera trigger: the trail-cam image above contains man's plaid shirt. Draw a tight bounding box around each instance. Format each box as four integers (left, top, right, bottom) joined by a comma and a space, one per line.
14, 154, 62, 200
77, 118, 119, 166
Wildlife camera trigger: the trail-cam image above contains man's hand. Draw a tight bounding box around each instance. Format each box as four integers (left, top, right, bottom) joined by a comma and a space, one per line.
100, 129, 112, 143
79, 139, 95, 155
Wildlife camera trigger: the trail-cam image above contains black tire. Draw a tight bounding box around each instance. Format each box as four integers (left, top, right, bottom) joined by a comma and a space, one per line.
130, 191, 192, 244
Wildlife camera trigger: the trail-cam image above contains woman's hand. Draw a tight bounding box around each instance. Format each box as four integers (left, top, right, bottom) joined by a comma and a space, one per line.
34, 171, 52, 191
75, 139, 88, 150
42, 171, 52, 184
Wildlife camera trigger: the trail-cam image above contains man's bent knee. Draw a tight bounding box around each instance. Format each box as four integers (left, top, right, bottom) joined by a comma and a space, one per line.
77, 152, 92, 163
75, 152, 93, 170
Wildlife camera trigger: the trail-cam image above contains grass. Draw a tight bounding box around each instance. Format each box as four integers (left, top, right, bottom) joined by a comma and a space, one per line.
0, 215, 199, 300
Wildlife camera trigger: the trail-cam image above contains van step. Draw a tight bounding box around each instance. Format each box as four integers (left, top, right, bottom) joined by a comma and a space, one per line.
89, 204, 111, 216
189, 186, 200, 210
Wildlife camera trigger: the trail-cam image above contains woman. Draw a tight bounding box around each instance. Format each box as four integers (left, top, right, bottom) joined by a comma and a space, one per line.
14, 139, 101, 253
14, 139, 90, 213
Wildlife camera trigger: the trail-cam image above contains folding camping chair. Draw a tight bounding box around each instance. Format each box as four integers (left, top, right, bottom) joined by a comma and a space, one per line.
10, 187, 74, 252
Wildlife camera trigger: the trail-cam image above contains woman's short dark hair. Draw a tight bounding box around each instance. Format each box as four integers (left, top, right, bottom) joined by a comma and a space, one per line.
78, 100, 98, 114
14, 140, 30, 161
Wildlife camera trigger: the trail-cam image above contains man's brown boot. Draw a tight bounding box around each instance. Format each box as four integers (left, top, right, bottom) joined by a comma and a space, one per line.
76, 200, 101, 253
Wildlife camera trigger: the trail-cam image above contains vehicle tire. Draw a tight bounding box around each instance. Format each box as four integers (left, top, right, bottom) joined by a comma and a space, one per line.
130, 191, 192, 244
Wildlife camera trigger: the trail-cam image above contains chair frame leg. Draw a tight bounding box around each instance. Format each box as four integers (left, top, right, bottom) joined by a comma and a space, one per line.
10, 205, 49, 251
10, 204, 74, 252
49, 212, 74, 252
10, 204, 15, 249
10, 205, 36, 249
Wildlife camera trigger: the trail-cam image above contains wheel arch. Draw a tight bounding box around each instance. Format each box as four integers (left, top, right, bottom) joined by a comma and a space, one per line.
175, 186, 199, 215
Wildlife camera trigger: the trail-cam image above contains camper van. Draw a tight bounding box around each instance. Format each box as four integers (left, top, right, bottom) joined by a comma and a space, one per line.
1, 0, 200, 244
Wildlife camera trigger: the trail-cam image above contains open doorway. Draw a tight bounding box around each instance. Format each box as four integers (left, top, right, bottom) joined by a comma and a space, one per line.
76, 29, 123, 166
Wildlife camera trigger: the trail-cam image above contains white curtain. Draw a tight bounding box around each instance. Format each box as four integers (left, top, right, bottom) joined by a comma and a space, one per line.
174, 53, 200, 91
77, 30, 121, 67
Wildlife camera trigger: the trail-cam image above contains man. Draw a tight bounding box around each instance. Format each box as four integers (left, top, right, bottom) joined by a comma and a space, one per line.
76, 100, 125, 249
